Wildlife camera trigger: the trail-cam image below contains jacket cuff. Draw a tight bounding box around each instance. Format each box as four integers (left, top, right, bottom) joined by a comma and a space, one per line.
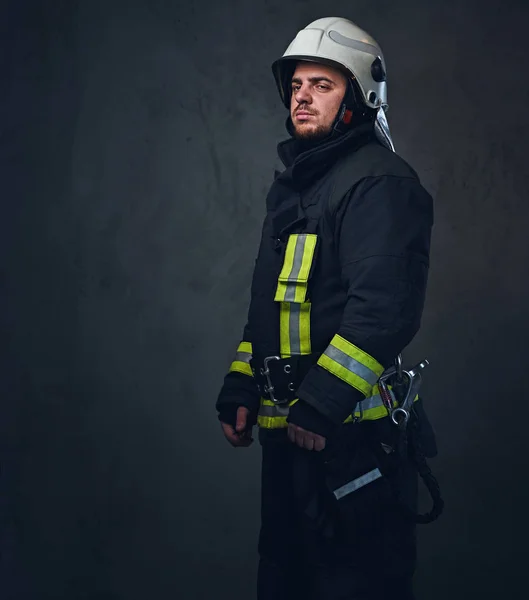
216, 372, 261, 414
286, 400, 338, 438
296, 364, 366, 424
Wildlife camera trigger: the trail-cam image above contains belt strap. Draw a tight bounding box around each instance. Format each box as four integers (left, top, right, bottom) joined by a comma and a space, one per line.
250, 354, 319, 404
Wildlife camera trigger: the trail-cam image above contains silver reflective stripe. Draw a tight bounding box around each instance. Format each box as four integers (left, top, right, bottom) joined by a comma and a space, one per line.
289, 303, 301, 355
324, 345, 380, 386
258, 404, 290, 417
234, 351, 252, 364
333, 468, 383, 500
328, 30, 380, 57
284, 286, 296, 302
284, 236, 307, 302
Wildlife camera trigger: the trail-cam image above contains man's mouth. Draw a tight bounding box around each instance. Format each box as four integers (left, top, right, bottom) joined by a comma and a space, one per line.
295, 111, 315, 120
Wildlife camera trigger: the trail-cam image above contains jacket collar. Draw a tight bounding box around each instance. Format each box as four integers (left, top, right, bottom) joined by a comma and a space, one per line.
275, 122, 376, 190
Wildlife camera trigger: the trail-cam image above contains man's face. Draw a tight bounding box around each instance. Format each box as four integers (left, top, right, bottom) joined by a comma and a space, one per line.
289, 61, 348, 141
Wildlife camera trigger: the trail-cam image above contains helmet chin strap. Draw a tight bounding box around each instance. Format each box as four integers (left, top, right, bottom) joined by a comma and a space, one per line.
331, 78, 373, 135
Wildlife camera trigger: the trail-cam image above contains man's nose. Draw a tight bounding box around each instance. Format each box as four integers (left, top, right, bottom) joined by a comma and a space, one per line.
295, 85, 312, 104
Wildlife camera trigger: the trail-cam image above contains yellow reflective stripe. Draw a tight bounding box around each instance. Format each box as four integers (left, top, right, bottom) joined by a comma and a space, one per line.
317, 334, 384, 396
257, 397, 297, 429
229, 361, 253, 377
279, 302, 311, 358
237, 341, 252, 354
257, 414, 289, 428
277, 234, 317, 283
228, 340, 253, 377
329, 335, 384, 378
274, 234, 318, 302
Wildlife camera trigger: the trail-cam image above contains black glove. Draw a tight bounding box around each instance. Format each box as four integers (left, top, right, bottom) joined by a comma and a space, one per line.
217, 402, 258, 432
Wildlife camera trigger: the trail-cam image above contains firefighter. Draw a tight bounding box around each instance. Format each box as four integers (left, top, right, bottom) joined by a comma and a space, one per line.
216, 16, 438, 600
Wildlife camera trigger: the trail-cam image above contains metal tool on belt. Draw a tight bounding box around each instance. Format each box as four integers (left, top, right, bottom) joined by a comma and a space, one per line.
378, 355, 430, 427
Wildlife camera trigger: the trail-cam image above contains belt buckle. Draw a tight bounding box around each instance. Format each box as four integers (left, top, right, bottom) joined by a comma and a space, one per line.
262, 355, 282, 404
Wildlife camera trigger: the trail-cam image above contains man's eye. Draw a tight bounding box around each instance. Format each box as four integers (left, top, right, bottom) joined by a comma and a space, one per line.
317, 85, 329, 90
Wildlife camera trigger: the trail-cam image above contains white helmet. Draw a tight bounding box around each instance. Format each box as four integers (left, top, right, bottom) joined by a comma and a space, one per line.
272, 17, 388, 111
272, 17, 395, 151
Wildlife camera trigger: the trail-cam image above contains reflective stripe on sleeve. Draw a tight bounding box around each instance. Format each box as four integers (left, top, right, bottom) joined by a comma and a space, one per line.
317, 334, 384, 396
228, 341, 253, 377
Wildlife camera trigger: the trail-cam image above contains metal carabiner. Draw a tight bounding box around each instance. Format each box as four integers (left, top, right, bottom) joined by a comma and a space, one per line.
263, 355, 282, 404
378, 373, 396, 417
391, 359, 429, 427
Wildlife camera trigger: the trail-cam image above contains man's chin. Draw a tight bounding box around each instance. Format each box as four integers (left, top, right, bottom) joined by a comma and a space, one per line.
293, 123, 331, 142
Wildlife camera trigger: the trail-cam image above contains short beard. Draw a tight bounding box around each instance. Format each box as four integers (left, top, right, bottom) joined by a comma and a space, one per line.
292, 122, 332, 142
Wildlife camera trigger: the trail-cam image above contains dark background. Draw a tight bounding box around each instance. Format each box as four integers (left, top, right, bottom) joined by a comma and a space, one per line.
1, 0, 528, 598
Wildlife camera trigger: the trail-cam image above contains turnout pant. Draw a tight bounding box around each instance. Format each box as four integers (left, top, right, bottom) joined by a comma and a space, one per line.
257, 425, 418, 600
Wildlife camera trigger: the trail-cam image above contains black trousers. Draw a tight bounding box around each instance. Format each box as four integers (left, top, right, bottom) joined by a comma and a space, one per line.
256, 425, 418, 600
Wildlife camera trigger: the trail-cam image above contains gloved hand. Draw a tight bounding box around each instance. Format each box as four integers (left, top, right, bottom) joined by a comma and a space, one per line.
219, 405, 255, 448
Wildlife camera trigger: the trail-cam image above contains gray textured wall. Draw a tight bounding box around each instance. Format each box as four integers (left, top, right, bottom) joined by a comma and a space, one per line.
1, 0, 528, 598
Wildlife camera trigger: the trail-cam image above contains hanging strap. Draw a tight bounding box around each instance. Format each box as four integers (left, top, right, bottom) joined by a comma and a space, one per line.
405, 411, 444, 524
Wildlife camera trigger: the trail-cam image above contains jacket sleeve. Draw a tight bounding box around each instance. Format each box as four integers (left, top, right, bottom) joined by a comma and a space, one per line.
288, 174, 433, 436
215, 320, 261, 426
215, 210, 274, 428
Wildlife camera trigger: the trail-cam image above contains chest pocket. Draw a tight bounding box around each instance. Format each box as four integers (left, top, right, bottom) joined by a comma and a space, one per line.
274, 233, 318, 358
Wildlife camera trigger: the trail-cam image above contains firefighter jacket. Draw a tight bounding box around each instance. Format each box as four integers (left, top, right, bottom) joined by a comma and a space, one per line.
215, 122, 433, 440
